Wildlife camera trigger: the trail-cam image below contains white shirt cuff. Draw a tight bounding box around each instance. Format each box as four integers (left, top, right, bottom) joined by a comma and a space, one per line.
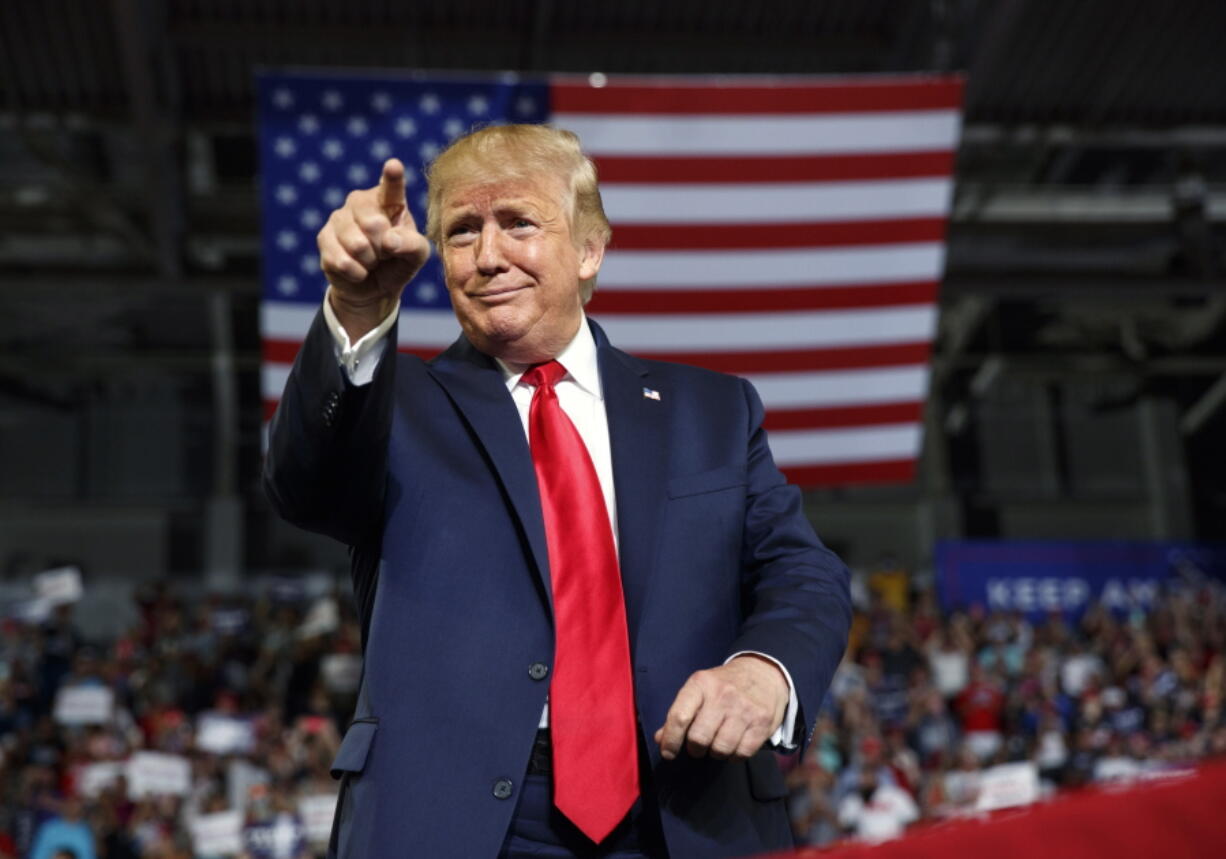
726, 651, 801, 751
322, 287, 399, 386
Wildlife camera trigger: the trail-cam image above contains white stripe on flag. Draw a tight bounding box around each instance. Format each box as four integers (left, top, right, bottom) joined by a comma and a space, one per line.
263, 302, 320, 338
598, 244, 945, 288
748, 366, 930, 409
262, 304, 462, 345
602, 178, 953, 224
598, 306, 937, 351
266, 303, 935, 352
553, 111, 962, 155
263, 363, 291, 401
768, 423, 922, 466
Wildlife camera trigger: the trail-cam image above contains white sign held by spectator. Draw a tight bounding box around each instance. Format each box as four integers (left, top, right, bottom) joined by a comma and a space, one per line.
53, 685, 114, 725
127, 751, 192, 798
299, 793, 340, 843
76, 761, 125, 797
976, 761, 1040, 812
320, 653, 362, 695
191, 809, 244, 856
34, 565, 84, 606
197, 712, 256, 755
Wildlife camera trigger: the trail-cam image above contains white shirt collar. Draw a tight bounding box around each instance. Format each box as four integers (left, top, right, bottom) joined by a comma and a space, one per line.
494, 316, 602, 400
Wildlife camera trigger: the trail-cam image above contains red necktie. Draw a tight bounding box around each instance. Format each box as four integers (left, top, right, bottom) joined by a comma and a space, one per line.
522, 360, 639, 843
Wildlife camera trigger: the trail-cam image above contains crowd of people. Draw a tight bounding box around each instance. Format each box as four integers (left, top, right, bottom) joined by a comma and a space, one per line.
2, 573, 1225, 856
785, 574, 1226, 846
0, 582, 361, 859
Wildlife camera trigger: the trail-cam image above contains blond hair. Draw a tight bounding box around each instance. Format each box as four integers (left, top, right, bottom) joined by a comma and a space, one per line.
424, 124, 612, 302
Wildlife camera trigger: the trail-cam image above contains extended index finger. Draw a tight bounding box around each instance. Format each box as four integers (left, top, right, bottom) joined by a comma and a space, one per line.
376, 158, 407, 218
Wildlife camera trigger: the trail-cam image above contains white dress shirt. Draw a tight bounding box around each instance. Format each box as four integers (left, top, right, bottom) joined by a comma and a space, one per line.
322, 289, 799, 747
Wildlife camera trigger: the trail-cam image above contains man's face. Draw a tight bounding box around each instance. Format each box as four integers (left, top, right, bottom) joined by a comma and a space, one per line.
437, 172, 602, 364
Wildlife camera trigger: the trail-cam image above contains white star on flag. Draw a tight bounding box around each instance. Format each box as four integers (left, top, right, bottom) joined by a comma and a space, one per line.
394, 117, 418, 138
297, 114, 320, 135
274, 137, 296, 157
321, 89, 343, 111
467, 94, 489, 115
371, 91, 393, 112
275, 184, 297, 205
272, 88, 294, 109
419, 93, 440, 114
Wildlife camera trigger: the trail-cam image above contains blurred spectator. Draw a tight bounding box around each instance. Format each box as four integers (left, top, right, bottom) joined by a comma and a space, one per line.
954, 663, 1005, 761
28, 798, 94, 859
836, 764, 919, 843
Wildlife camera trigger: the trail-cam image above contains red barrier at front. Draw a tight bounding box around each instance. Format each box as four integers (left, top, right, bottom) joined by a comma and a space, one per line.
765, 760, 1226, 859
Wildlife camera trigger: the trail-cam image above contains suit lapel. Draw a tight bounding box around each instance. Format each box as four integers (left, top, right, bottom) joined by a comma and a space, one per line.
428, 338, 553, 615
594, 321, 669, 653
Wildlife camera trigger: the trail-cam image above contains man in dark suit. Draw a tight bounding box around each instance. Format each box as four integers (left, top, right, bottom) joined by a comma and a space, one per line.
265, 124, 851, 858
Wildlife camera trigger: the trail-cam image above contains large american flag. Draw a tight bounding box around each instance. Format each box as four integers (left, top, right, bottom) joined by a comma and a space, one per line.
258, 71, 963, 486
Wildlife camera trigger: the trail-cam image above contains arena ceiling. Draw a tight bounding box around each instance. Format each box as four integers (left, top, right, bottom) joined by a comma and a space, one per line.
2, 0, 1225, 125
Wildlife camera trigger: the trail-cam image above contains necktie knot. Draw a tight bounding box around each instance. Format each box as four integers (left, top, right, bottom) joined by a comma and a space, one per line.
522, 360, 567, 390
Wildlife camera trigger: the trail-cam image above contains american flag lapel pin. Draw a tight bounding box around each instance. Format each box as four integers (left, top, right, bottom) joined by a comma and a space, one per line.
642, 387, 661, 401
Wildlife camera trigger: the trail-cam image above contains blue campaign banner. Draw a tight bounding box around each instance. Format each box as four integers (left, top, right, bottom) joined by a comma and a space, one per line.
935, 540, 1226, 619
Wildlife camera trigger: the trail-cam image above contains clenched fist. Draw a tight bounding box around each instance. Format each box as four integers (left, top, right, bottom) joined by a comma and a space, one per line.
654, 654, 790, 762
317, 157, 432, 341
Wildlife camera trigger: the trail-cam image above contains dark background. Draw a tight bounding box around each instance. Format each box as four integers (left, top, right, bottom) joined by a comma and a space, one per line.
1, 0, 1224, 590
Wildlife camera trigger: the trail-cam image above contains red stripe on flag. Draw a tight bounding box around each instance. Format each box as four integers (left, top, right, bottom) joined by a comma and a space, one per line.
394, 346, 441, 360
263, 340, 300, 364
595, 151, 955, 184
263, 340, 442, 364
265, 339, 931, 374
552, 79, 964, 114
609, 217, 946, 250
586, 282, 938, 314
783, 458, 917, 487
635, 342, 931, 373
764, 401, 924, 431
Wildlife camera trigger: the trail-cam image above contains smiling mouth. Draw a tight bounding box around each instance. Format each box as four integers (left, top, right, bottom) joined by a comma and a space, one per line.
471, 284, 528, 300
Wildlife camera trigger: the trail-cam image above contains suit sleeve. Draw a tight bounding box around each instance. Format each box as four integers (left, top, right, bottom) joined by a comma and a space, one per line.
262, 307, 397, 548
725, 377, 852, 752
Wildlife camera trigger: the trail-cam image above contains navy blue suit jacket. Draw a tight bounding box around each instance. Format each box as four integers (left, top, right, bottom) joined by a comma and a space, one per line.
264, 311, 851, 858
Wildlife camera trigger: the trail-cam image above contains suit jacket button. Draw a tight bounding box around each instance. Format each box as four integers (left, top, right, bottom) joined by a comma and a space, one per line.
528, 662, 549, 681
322, 393, 340, 426
492, 778, 514, 800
